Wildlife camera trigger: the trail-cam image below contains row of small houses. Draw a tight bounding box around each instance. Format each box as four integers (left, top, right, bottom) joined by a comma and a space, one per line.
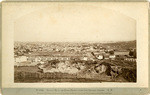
14, 51, 136, 64
14, 53, 115, 63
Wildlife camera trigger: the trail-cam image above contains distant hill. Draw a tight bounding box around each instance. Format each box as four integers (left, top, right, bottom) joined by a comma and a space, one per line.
102, 40, 136, 51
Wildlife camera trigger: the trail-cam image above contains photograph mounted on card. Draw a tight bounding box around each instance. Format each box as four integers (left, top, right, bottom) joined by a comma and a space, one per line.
1, 1, 149, 91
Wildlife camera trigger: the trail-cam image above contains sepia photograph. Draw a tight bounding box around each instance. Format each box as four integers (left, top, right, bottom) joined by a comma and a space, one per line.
1, 2, 150, 95
13, 3, 137, 83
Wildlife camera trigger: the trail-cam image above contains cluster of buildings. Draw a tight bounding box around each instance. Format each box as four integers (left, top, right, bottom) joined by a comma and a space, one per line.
14, 42, 136, 66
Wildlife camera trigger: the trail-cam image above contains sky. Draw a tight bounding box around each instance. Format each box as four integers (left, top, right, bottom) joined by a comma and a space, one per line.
14, 5, 136, 42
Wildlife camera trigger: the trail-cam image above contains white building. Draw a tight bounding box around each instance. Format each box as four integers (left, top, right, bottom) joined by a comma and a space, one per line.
15, 56, 27, 63
83, 57, 88, 61
109, 55, 116, 60
124, 58, 136, 62
97, 55, 103, 60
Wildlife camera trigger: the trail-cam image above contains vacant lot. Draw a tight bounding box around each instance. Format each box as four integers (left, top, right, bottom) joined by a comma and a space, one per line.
14, 59, 136, 83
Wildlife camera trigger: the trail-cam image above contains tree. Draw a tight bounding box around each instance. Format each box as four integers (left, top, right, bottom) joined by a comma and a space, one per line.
133, 49, 136, 58
129, 50, 133, 56
109, 50, 114, 55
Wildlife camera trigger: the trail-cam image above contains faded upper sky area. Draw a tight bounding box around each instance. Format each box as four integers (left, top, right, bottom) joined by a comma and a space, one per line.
14, 4, 136, 42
